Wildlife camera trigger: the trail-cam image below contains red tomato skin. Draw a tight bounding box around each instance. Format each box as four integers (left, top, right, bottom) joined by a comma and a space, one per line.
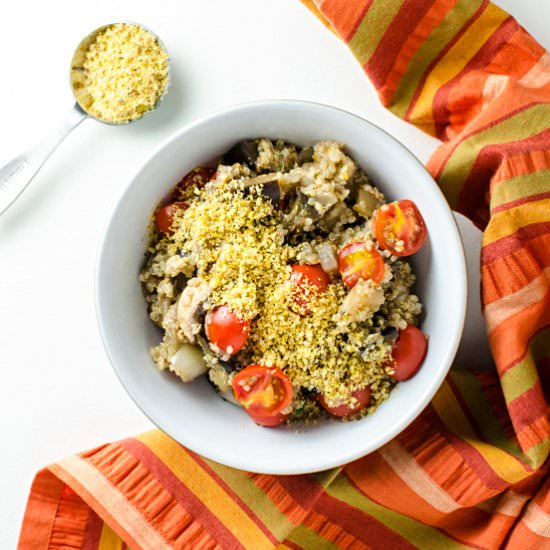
173, 166, 216, 198
232, 365, 293, 427
247, 410, 289, 427
319, 386, 372, 417
205, 306, 250, 355
155, 201, 189, 233
289, 264, 330, 311
374, 200, 427, 257
337, 242, 385, 288
391, 325, 428, 381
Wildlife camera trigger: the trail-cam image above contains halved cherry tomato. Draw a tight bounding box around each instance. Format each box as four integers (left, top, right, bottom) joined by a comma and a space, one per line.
205, 305, 250, 355
337, 242, 385, 288
289, 264, 330, 311
232, 365, 293, 427
155, 201, 189, 233
319, 386, 372, 417
374, 200, 427, 256
391, 324, 428, 381
172, 166, 216, 200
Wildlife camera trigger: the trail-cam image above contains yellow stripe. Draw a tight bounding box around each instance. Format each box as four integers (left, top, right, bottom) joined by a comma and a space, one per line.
408, 2, 508, 132
98, 523, 124, 550
431, 382, 529, 484
491, 169, 550, 209
204, 460, 295, 540
136, 431, 273, 550
484, 197, 550, 244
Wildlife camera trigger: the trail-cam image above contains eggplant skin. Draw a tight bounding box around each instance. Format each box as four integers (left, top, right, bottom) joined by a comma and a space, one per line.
223, 140, 260, 167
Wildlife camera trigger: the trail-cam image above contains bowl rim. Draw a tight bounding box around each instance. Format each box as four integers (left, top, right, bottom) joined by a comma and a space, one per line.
95, 99, 468, 474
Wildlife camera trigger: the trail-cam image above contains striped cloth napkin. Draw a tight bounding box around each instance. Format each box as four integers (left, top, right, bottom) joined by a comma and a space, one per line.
19, 1, 550, 548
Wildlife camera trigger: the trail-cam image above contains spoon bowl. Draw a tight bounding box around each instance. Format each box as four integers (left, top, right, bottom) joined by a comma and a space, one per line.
70, 22, 171, 125
0, 21, 170, 216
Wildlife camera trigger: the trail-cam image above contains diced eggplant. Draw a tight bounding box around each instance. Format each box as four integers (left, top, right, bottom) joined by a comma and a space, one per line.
223, 140, 259, 167
173, 273, 187, 295
297, 146, 314, 165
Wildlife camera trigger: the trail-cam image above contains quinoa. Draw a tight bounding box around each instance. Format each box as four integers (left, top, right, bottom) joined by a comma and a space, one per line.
140, 139, 423, 424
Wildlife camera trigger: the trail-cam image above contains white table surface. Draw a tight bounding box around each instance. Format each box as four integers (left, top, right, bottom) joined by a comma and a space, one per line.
1, 1, 549, 546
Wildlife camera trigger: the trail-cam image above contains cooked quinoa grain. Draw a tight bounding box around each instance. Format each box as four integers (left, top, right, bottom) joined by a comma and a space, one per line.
140, 139, 424, 424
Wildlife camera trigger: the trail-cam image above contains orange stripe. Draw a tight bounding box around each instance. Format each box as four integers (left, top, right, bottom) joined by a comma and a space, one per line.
490, 299, 550, 373
18, 470, 65, 550
50, 458, 170, 550
505, 520, 549, 548
492, 149, 550, 185
318, 0, 372, 41
484, 266, 550, 333
378, 440, 461, 513
482, 239, 550, 304
522, 502, 550, 537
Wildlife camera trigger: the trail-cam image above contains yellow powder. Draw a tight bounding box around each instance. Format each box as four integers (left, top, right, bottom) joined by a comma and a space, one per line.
166, 177, 395, 408
79, 23, 168, 124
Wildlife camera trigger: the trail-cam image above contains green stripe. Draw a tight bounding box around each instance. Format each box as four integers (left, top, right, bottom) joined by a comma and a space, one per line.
525, 436, 550, 469
204, 460, 295, 540
449, 370, 524, 461
348, 0, 405, 66
439, 104, 550, 208
390, 0, 484, 118
500, 327, 550, 403
327, 476, 470, 549
313, 467, 342, 488
286, 524, 340, 550
492, 169, 550, 209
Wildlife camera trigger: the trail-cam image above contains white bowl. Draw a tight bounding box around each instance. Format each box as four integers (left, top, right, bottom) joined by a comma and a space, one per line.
96, 100, 467, 474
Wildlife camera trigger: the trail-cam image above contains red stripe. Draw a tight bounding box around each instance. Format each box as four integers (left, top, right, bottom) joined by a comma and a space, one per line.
507, 383, 550, 434
405, 0, 490, 121
81, 509, 104, 550
276, 475, 327, 510
365, 0, 437, 89
481, 222, 550, 265
492, 190, 550, 215
538, 356, 550, 403
313, 491, 417, 549
118, 439, 244, 550
456, 126, 550, 227
283, 540, 304, 550
185, 450, 281, 545
432, 17, 517, 139
423, 404, 509, 491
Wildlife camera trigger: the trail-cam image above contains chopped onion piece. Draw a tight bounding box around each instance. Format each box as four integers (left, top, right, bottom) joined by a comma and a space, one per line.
169, 344, 208, 382
316, 242, 338, 274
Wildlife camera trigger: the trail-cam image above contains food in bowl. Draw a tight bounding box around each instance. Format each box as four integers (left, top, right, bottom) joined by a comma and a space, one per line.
140, 139, 428, 426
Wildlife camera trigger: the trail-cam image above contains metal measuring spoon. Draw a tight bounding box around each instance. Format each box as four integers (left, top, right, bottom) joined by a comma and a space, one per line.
0, 22, 170, 216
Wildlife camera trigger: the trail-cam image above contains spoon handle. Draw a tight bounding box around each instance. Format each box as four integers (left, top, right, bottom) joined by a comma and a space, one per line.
0, 103, 87, 216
